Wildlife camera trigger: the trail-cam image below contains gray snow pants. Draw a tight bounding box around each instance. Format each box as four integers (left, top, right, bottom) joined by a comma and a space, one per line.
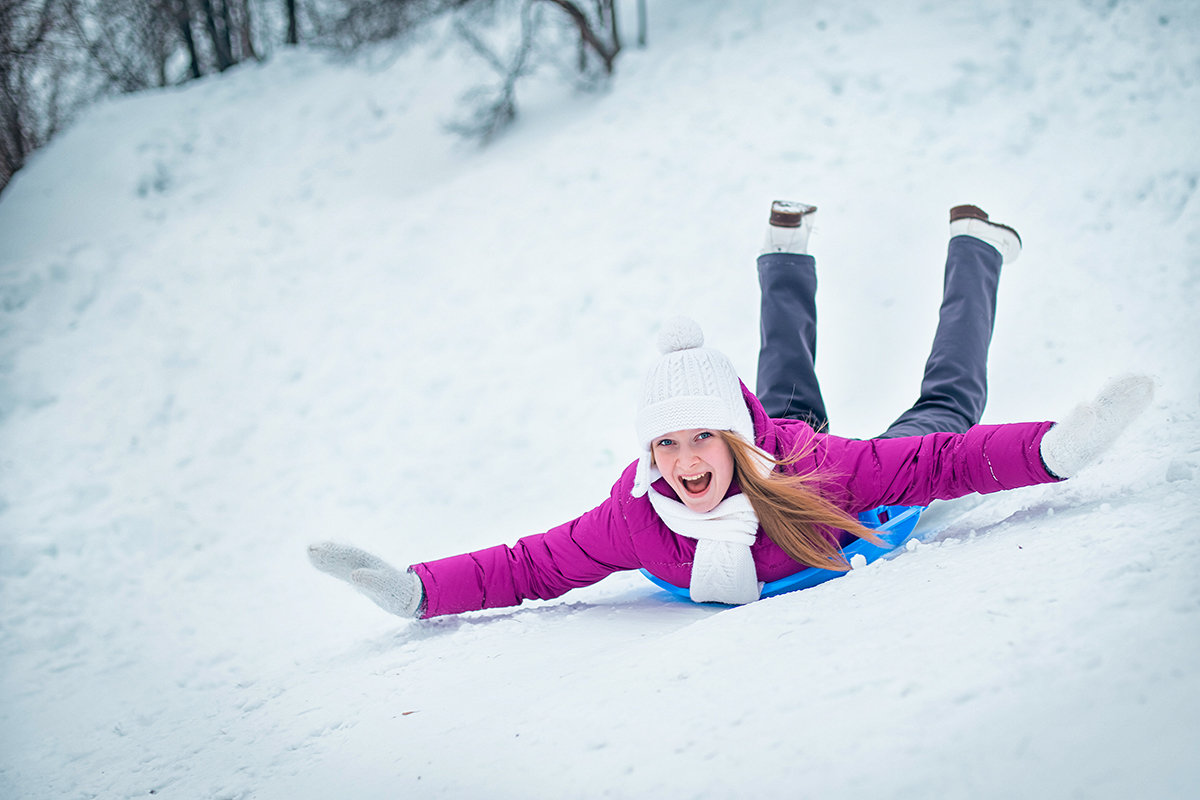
755, 234, 1003, 438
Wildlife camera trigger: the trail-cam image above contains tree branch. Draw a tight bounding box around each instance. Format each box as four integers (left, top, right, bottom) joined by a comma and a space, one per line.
537, 0, 617, 74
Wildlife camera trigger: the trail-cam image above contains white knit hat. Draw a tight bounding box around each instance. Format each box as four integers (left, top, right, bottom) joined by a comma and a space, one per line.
631, 317, 756, 497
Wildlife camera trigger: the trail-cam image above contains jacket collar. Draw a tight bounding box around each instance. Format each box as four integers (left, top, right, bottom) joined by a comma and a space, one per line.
741, 380, 780, 456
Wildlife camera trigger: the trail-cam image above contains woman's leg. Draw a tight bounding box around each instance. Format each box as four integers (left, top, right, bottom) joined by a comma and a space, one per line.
880, 208, 1019, 438
755, 202, 828, 429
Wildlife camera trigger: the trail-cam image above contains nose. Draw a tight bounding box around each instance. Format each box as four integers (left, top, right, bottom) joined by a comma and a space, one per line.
678, 441, 702, 466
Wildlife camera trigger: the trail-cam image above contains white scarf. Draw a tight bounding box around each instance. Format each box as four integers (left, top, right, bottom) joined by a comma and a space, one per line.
647, 491, 762, 605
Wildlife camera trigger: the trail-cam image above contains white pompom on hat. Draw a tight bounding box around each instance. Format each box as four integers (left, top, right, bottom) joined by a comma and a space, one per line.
631, 317, 757, 497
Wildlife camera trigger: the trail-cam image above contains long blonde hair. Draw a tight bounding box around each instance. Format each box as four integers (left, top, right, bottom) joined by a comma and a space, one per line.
718, 431, 883, 571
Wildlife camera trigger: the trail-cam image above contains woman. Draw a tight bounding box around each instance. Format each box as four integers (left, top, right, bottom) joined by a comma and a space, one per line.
309, 202, 1152, 618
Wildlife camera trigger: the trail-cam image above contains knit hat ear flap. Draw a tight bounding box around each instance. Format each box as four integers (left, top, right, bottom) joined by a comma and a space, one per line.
631, 317, 756, 497
631, 450, 662, 498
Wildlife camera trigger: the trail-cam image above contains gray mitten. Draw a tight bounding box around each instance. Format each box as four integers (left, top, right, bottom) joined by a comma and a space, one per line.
308, 541, 425, 618
1039, 374, 1154, 478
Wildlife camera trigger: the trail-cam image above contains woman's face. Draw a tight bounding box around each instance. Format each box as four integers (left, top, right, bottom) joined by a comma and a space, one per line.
651, 429, 735, 513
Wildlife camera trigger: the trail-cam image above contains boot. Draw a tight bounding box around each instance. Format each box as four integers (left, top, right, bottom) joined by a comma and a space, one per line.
949, 204, 1021, 264
762, 200, 817, 255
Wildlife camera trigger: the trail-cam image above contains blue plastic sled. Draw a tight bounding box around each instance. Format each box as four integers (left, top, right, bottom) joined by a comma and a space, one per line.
640, 504, 926, 601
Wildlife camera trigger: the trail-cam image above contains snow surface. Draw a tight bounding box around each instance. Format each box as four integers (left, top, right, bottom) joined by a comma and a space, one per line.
2, 0, 1199, 797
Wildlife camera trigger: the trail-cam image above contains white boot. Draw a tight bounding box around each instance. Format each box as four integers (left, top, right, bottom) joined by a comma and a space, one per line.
761, 200, 817, 255
949, 204, 1021, 264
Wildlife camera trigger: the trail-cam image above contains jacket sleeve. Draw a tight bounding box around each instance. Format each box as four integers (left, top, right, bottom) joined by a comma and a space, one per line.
410, 484, 643, 618
814, 421, 1062, 513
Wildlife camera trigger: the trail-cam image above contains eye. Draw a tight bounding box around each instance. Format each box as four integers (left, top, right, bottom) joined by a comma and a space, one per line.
695, 431, 714, 441
655, 438, 675, 448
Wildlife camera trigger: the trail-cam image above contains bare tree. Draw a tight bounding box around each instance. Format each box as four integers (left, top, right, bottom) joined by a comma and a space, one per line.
448, 1, 537, 142
198, 0, 234, 70
0, 0, 642, 195
1, 0, 66, 191
449, 0, 622, 143
63, 0, 180, 91
284, 0, 298, 44
541, 0, 617, 74
311, 0, 448, 51
231, 0, 258, 61
153, 0, 201, 79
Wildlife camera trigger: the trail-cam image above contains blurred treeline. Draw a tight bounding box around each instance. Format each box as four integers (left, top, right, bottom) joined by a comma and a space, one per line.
0, 0, 636, 194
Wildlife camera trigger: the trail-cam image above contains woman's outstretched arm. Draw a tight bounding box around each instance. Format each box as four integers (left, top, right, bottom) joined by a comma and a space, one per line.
411, 492, 643, 617
814, 375, 1153, 512
311, 469, 649, 619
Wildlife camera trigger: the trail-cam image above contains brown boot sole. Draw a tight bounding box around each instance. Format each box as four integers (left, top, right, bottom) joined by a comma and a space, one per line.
770, 202, 818, 228
950, 204, 989, 222
950, 204, 1021, 244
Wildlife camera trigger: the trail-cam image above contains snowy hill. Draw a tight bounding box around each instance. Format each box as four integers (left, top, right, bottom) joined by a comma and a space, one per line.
1, 0, 1198, 797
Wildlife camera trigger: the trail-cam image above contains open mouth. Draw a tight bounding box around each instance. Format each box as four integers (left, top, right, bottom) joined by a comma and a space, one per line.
679, 472, 712, 496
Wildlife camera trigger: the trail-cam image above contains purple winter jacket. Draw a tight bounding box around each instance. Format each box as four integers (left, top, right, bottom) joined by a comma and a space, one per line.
411, 384, 1060, 618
